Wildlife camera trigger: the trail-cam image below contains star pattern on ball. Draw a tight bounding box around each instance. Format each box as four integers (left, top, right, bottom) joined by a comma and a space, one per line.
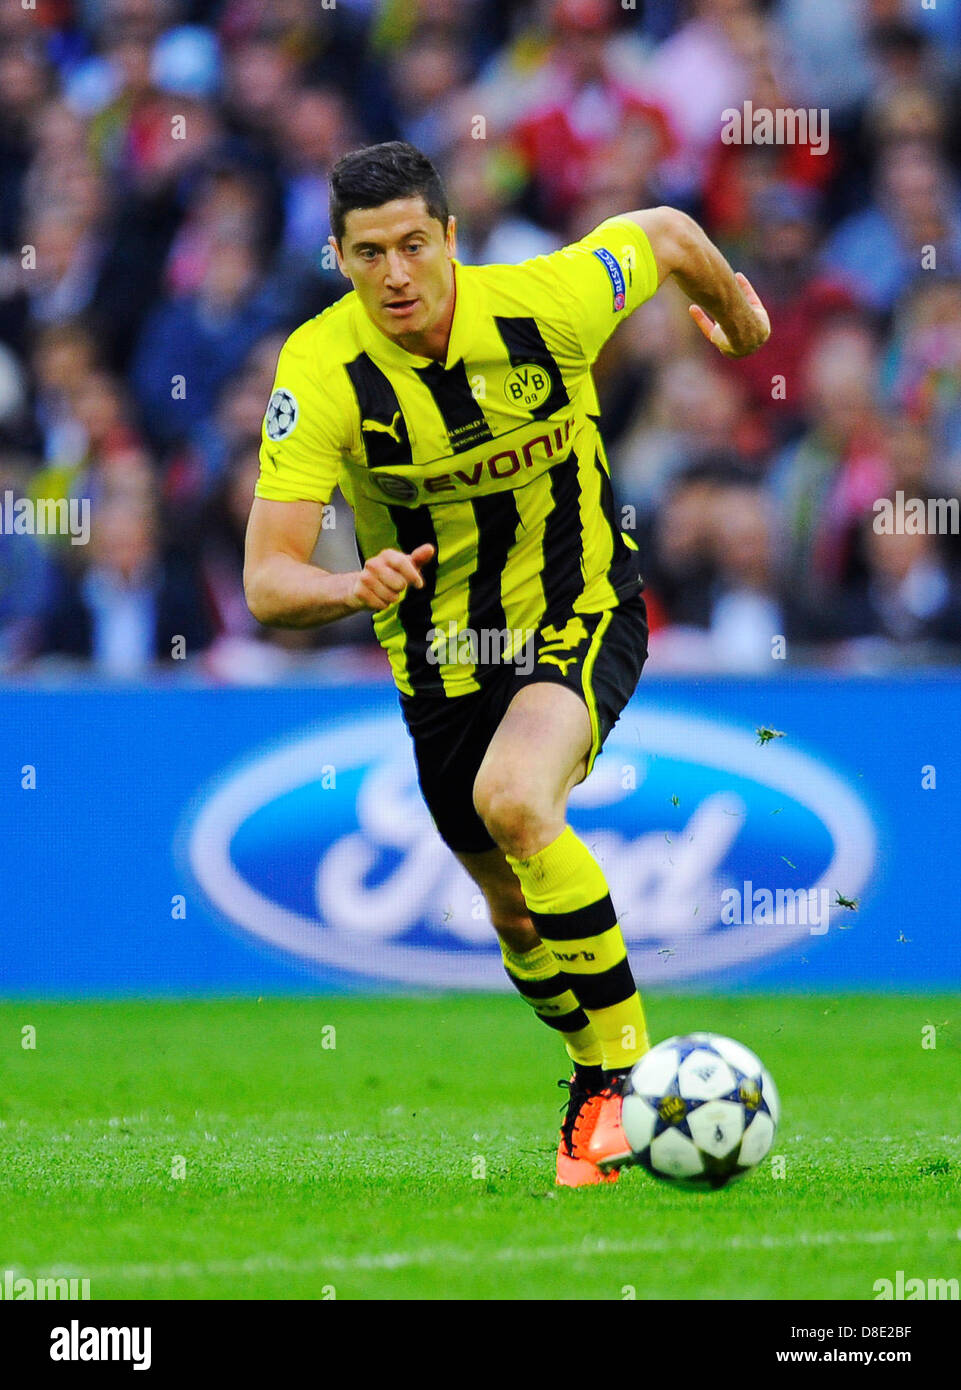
635, 1037, 776, 1143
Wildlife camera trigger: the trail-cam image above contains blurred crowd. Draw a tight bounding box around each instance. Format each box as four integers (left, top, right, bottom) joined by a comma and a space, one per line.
1, 0, 960, 680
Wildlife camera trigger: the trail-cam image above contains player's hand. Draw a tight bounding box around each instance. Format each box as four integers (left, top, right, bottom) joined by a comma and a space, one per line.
348, 543, 435, 612
689, 272, 771, 358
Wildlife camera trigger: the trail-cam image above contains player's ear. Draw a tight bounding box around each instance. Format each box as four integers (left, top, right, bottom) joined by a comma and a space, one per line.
328, 235, 349, 279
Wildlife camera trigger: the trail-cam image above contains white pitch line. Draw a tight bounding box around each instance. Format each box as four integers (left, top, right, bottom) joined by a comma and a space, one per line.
27, 1226, 955, 1286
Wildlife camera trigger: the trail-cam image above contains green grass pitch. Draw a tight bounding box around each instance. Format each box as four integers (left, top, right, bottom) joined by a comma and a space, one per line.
1, 994, 958, 1300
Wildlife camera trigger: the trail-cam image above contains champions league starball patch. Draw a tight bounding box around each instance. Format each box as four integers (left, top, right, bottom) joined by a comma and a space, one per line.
592, 247, 627, 311
265, 388, 299, 441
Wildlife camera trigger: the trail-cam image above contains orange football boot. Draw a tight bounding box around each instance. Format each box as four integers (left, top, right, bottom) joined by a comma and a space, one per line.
577, 1073, 634, 1174
556, 1076, 619, 1187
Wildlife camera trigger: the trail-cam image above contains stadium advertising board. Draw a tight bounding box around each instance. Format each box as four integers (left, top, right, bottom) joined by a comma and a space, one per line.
1, 679, 956, 994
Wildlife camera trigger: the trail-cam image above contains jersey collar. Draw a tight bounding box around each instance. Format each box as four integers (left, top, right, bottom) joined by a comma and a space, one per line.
353, 258, 479, 373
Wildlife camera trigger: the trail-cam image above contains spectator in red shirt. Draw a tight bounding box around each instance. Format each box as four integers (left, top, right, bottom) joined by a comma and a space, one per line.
509, 0, 675, 227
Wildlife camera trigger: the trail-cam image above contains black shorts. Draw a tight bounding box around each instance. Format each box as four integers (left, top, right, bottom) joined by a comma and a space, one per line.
399, 593, 649, 854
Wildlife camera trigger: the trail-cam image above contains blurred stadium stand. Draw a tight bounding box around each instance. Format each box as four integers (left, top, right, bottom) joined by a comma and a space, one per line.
1, 0, 961, 682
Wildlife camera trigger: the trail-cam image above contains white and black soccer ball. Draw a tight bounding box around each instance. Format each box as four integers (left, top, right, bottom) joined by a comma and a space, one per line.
621, 1033, 780, 1190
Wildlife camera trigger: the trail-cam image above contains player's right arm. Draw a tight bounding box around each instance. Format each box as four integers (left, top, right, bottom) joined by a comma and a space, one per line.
245, 323, 435, 628
244, 498, 434, 628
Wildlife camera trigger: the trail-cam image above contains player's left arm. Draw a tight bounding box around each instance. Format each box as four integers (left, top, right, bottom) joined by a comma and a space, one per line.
624, 206, 770, 359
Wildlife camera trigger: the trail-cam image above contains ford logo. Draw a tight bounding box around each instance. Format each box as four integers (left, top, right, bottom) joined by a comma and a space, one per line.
185, 705, 877, 987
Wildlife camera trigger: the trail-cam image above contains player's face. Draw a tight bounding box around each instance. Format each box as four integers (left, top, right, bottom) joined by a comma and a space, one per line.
331, 197, 456, 346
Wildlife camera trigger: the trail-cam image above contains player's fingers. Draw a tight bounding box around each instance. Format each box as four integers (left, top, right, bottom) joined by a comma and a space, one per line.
371, 549, 414, 583
402, 544, 436, 587
688, 303, 717, 343
375, 548, 409, 571
735, 271, 762, 305
366, 557, 409, 594
689, 303, 728, 351
409, 543, 436, 571
393, 555, 426, 588
360, 574, 403, 609
735, 272, 771, 332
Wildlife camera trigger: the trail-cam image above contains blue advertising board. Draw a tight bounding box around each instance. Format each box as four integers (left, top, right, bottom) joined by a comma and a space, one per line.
1, 677, 958, 995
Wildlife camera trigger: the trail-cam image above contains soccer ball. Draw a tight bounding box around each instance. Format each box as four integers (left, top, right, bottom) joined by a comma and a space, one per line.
621, 1032, 780, 1189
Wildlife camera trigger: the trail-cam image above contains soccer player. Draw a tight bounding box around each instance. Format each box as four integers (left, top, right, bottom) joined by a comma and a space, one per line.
244, 141, 770, 1186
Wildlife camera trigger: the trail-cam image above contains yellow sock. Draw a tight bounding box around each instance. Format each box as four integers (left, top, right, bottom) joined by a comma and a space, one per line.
506, 826, 649, 1071
500, 940, 603, 1066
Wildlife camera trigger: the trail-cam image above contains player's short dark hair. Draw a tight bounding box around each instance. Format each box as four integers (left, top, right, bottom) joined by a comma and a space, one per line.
329, 141, 449, 243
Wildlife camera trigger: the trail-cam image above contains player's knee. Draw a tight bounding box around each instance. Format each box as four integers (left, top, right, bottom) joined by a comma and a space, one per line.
472, 769, 521, 837
472, 773, 552, 857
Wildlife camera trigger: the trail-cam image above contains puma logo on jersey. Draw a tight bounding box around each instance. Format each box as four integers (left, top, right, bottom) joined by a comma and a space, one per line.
537, 617, 588, 673
362, 411, 404, 444
538, 654, 579, 675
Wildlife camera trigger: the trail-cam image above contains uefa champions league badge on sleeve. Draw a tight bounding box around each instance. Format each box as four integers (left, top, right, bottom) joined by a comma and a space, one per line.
265, 388, 299, 441
592, 247, 626, 311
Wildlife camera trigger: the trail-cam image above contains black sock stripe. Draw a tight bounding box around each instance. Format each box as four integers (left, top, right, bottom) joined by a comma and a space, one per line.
531, 895, 617, 942
504, 969, 565, 1002
561, 957, 637, 1012
538, 1007, 592, 1034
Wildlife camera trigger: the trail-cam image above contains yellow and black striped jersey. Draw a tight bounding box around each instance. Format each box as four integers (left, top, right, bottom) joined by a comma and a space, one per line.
255, 215, 659, 696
